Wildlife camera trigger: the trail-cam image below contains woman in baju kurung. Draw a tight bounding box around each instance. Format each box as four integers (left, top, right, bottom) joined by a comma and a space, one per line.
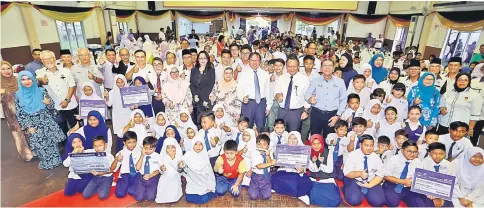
162, 66, 193, 124
407, 72, 441, 128
209, 67, 241, 125
15, 71, 65, 169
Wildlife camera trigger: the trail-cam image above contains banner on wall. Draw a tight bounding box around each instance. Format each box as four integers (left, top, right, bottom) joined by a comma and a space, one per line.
163, 1, 358, 10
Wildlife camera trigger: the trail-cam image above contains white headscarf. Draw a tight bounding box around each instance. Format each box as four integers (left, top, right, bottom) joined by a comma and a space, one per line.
285, 131, 303, 145
121, 34, 132, 49
176, 108, 197, 135
471, 63, 484, 79
456, 147, 484, 190
160, 137, 183, 176
129, 109, 148, 146
212, 104, 235, 128
162, 66, 190, 104
363, 99, 382, 123
80, 82, 102, 100
153, 112, 170, 138
182, 136, 211, 172
238, 129, 257, 152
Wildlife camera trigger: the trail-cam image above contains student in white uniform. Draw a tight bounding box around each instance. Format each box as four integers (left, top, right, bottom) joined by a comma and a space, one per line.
439, 121, 473, 161
134, 136, 161, 202
376, 106, 403, 145
383, 140, 426, 207
155, 137, 183, 204
347, 75, 371, 110
106, 74, 132, 153
82, 137, 115, 200
422, 142, 454, 207
451, 147, 484, 208
341, 94, 364, 126
342, 135, 386, 207
298, 42, 321, 74
112, 131, 142, 198
122, 110, 151, 148
417, 129, 440, 161
382, 83, 408, 123
196, 112, 223, 166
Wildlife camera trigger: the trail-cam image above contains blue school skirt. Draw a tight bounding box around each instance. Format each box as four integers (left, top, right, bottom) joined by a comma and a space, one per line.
271, 171, 312, 197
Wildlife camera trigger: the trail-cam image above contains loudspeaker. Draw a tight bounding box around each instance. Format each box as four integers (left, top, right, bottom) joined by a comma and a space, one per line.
367, 1, 377, 15
148, 1, 155, 11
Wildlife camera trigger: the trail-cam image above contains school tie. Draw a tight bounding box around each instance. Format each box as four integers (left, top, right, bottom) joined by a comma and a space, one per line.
333, 138, 341, 162
156, 73, 162, 93
235, 132, 241, 145
254, 71, 261, 104
277, 135, 282, 144
361, 156, 369, 194
261, 154, 269, 179
395, 148, 400, 155
434, 165, 440, 173
284, 76, 293, 110
349, 112, 356, 128
129, 153, 136, 177
204, 130, 211, 151
355, 136, 361, 149
447, 142, 456, 159
144, 156, 151, 175
394, 161, 410, 193
424, 148, 430, 158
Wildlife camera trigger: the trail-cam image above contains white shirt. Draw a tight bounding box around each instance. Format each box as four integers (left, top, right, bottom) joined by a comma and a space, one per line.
384, 154, 423, 180
98, 61, 115, 89
71, 64, 104, 98
236, 68, 273, 111
422, 157, 452, 175
139, 152, 161, 175
299, 70, 320, 82
269, 131, 288, 152
417, 143, 430, 161
308, 147, 336, 184
439, 88, 483, 127
298, 55, 321, 74
374, 37, 384, 49
325, 133, 347, 157
250, 150, 273, 175
274, 73, 310, 109
133, 64, 156, 84
438, 134, 473, 160
195, 128, 223, 158
158, 32, 165, 41
151, 71, 168, 96
114, 147, 142, 174
470, 78, 484, 121
376, 120, 402, 147
341, 107, 364, 122
35, 66, 78, 111
64, 149, 115, 177
343, 149, 384, 182
382, 95, 408, 123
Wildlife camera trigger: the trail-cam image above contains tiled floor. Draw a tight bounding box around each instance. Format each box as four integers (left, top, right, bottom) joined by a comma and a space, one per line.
0, 119, 320, 207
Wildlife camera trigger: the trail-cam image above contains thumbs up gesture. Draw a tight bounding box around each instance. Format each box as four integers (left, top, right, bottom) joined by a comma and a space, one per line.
88, 71, 94, 80
414, 96, 422, 105
309, 94, 317, 105
386, 96, 392, 104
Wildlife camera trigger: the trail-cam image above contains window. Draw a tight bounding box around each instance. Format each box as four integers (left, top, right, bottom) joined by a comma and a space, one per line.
117, 22, 128, 33
440, 29, 481, 65
295, 20, 314, 36
55, 20, 87, 56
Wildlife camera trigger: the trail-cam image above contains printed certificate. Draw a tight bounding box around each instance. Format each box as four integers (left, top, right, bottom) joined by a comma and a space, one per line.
120, 85, 150, 108
411, 168, 456, 201
79, 100, 107, 119
275, 144, 311, 169
70, 152, 110, 174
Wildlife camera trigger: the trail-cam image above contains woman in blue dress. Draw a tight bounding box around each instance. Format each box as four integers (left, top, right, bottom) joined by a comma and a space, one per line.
15, 71, 65, 169
369, 54, 388, 84
407, 72, 441, 128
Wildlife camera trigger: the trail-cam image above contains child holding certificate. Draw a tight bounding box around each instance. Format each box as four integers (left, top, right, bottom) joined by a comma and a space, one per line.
134, 136, 161, 202
112, 131, 142, 198
248, 134, 275, 200
452, 147, 484, 208
63, 133, 93, 196
325, 120, 348, 180
106, 74, 132, 153
214, 140, 247, 197
155, 137, 183, 204
271, 131, 312, 204
308, 134, 343, 207
82, 136, 115, 200
179, 136, 217, 204
418, 129, 440, 161
70, 111, 112, 154
422, 142, 454, 207
383, 140, 426, 207
269, 119, 288, 153
131, 76, 155, 124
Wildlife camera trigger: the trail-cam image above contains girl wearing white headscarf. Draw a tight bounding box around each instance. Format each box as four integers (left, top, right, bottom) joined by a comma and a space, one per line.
212, 104, 235, 129
238, 129, 257, 186
79, 82, 107, 123
162, 66, 193, 124
175, 108, 197, 140
272, 131, 313, 203
180, 136, 217, 204
123, 109, 151, 148
107, 75, 132, 140
471, 63, 484, 79
451, 147, 484, 207
152, 112, 170, 138
155, 137, 183, 203
363, 99, 383, 140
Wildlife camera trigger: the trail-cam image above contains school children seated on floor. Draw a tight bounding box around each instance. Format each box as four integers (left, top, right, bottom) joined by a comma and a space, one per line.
112, 131, 141, 198
269, 119, 289, 152
196, 113, 223, 167
214, 140, 247, 197
325, 120, 348, 181
155, 137, 183, 204
82, 136, 115, 200
134, 136, 161, 202
248, 134, 275, 200
422, 142, 454, 207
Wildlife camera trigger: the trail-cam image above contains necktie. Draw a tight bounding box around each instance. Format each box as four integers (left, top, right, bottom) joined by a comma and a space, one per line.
144, 156, 151, 175
394, 161, 410, 193
361, 156, 369, 194
447, 142, 456, 159
262, 154, 269, 178
355, 136, 361, 149
254, 71, 261, 104
284, 76, 293, 110
156, 73, 161, 93
204, 130, 211, 151
129, 153, 136, 177
434, 165, 440, 173
277, 135, 282, 144
396, 148, 400, 155
350, 112, 356, 128
424, 148, 430, 158
235, 133, 241, 145
334, 138, 341, 162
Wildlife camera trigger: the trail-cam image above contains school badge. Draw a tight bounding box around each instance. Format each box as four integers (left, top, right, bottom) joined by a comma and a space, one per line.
464, 97, 468, 100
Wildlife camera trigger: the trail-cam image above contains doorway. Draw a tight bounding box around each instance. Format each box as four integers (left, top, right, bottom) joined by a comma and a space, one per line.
440, 29, 481, 65
392, 27, 408, 53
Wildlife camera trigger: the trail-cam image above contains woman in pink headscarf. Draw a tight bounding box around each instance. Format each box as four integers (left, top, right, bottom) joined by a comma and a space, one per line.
162, 66, 193, 123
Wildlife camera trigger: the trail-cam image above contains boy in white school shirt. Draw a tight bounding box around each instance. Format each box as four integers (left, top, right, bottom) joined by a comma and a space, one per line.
269, 119, 289, 153
438, 121, 473, 161
341, 93, 364, 127
134, 136, 161, 202
82, 136, 115, 200
342, 135, 386, 207
383, 140, 426, 207
325, 120, 348, 181
112, 131, 142, 198
196, 112, 223, 167
342, 117, 369, 154
417, 129, 440, 161
223, 117, 249, 146
422, 142, 454, 207
374, 136, 392, 164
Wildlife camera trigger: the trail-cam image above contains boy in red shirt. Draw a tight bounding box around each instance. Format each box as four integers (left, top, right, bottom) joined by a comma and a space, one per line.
213, 140, 247, 197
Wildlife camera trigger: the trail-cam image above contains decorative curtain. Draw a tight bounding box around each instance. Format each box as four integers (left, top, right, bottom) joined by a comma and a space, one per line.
1, 2, 14, 15
437, 10, 484, 32
349, 14, 387, 24
175, 10, 224, 23
388, 14, 414, 28
33, 4, 95, 22
137, 10, 171, 20
236, 12, 284, 22
294, 12, 342, 26
115, 9, 136, 22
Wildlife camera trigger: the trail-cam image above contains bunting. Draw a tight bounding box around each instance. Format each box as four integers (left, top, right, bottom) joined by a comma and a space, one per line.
436, 10, 484, 32
236, 12, 285, 22
388, 14, 415, 28
1, 2, 14, 15
294, 12, 342, 26
137, 10, 171, 20
115, 9, 136, 22
33, 4, 95, 22
175, 10, 224, 23
349, 14, 387, 24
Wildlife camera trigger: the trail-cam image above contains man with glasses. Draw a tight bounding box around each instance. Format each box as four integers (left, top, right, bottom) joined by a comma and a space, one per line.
97, 49, 117, 91
429, 58, 444, 91
229, 43, 241, 69
72, 48, 104, 97
440, 56, 461, 95
36, 50, 77, 134
236, 52, 272, 132
151, 57, 167, 114
234, 44, 252, 80
178, 49, 194, 82
112, 48, 134, 75
298, 42, 321, 74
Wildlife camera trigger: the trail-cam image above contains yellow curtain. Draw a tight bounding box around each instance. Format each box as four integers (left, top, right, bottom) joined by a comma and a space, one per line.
137, 10, 171, 20
437, 13, 484, 32
388, 15, 410, 28
349, 14, 386, 25
116, 13, 135, 22
176, 11, 224, 23
295, 15, 341, 26
1, 2, 14, 15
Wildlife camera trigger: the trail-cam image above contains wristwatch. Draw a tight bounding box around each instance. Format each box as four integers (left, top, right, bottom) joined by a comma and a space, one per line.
65, 98, 71, 103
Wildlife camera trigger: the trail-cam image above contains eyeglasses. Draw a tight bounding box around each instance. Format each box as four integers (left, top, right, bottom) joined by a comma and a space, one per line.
457, 79, 468, 83
405, 150, 419, 155
198, 57, 208, 60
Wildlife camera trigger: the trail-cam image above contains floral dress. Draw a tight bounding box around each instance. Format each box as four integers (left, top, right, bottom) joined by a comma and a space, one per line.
210, 83, 241, 125
407, 86, 441, 127
15, 88, 65, 169
162, 89, 193, 124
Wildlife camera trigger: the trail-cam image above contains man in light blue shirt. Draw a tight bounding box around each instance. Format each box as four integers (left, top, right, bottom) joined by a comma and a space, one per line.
305, 59, 347, 139
25, 48, 43, 74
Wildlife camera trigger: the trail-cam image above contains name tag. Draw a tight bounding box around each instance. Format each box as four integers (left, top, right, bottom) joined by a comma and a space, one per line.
152, 161, 159, 165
